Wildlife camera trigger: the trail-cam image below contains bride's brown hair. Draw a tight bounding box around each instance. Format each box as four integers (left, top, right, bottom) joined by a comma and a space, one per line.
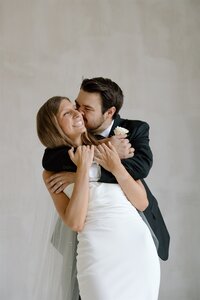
37, 96, 98, 148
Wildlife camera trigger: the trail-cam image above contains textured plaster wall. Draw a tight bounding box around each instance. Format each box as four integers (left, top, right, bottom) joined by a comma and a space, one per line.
1, 0, 200, 299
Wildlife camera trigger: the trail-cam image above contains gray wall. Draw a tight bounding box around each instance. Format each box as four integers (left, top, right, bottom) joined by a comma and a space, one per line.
1, 0, 200, 299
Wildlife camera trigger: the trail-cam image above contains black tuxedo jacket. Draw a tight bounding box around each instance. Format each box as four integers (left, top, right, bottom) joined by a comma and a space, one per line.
42, 115, 170, 260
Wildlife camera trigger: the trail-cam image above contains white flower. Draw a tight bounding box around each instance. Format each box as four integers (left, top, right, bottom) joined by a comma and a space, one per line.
114, 126, 129, 135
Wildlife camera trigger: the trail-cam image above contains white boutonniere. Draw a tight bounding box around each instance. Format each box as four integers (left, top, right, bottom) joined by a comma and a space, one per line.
114, 126, 129, 135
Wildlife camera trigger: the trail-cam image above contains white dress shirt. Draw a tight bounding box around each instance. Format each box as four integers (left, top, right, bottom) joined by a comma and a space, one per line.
89, 121, 114, 181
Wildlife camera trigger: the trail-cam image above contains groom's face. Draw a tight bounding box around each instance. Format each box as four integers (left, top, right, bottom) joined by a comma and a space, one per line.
75, 89, 109, 134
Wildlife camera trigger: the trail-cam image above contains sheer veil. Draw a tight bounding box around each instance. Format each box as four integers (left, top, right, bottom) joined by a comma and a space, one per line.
33, 200, 79, 300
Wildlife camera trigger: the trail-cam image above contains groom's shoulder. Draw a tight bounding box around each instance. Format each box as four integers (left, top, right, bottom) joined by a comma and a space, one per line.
118, 117, 150, 130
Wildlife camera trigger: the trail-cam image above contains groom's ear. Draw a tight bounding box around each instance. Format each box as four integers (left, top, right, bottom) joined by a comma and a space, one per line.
105, 106, 116, 119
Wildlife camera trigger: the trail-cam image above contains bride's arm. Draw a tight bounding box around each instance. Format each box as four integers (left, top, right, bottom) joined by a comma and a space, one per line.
94, 143, 148, 212
43, 145, 94, 232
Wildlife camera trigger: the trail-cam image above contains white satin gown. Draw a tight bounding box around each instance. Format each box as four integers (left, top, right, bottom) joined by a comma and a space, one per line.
64, 166, 160, 300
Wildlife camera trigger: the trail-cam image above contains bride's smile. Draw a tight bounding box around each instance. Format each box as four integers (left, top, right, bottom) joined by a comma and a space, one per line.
57, 99, 86, 144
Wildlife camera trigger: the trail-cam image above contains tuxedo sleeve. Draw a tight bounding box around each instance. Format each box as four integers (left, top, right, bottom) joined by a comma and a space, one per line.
42, 146, 77, 172
99, 121, 153, 183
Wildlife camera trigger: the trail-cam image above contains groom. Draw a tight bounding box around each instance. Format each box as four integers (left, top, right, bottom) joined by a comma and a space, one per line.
43, 77, 170, 261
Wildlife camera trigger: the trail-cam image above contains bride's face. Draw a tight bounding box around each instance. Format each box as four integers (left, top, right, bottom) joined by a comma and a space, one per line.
57, 99, 86, 143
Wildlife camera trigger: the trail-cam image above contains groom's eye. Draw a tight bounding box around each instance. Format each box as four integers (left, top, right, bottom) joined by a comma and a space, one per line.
85, 106, 93, 111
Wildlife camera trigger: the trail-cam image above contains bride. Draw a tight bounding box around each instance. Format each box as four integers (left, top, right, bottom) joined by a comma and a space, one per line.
36, 96, 160, 300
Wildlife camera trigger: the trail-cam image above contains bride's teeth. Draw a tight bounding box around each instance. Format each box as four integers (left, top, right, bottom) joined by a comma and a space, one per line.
74, 121, 83, 126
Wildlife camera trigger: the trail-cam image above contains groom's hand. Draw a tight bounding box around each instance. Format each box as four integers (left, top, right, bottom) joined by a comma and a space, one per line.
109, 135, 134, 159
46, 171, 76, 194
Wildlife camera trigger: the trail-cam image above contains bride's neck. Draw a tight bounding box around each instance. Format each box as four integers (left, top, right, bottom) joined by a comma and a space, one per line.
71, 136, 82, 147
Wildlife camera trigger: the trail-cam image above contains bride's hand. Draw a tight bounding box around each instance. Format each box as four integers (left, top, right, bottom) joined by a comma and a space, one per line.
69, 145, 94, 169
94, 142, 121, 173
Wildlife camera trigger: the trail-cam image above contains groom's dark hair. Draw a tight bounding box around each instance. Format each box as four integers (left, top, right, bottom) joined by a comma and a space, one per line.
80, 77, 124, 119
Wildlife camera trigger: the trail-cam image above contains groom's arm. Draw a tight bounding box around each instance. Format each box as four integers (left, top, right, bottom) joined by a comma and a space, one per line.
99, 121, 153, 183
42, 121, 152, 182
42, 146, 77, 172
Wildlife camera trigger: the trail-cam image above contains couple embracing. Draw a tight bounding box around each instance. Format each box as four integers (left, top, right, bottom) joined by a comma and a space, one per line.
37, 77, 170, 300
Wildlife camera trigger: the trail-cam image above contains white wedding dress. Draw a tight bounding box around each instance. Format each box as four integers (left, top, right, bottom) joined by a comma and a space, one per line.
64, 172, 160, 300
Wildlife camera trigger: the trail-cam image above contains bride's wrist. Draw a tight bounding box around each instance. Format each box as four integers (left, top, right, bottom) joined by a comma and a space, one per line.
111, 163, 126, 178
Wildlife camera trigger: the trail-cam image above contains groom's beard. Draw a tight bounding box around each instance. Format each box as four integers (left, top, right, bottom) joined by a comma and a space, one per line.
83, 115, 106, 134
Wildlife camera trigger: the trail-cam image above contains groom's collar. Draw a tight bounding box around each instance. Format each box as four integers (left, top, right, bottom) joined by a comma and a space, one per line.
109, 114, 121, 137
98, 120, 114, 138
95, 114, 121, 138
